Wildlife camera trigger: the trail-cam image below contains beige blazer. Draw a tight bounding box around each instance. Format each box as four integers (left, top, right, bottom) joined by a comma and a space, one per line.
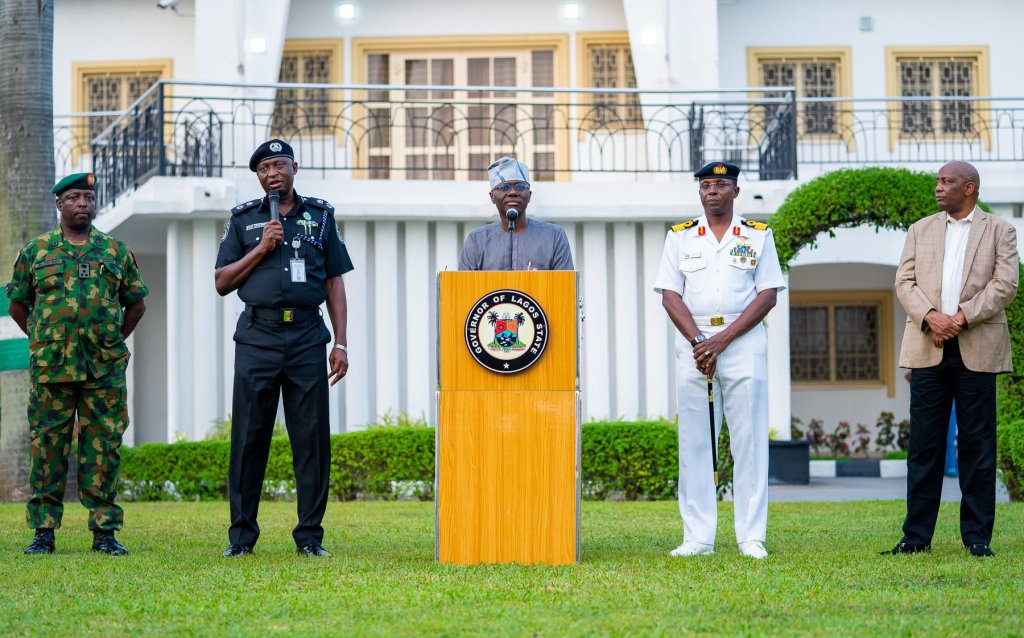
895, 207, 1019, 372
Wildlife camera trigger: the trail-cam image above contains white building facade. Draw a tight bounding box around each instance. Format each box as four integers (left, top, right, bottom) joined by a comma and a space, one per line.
38, 0, 1024, 444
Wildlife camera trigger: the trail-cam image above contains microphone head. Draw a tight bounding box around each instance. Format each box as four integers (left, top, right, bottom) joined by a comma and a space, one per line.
268, 189, 280, 201
505, 208, 519, 220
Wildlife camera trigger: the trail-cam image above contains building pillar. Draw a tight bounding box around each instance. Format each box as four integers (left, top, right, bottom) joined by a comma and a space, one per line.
766, 278, 792, 440
191, 219, 222, 439
166, 221, 195, 442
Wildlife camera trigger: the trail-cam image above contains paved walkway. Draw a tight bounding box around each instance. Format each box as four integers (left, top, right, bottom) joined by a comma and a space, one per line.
764, 476, 1011, 503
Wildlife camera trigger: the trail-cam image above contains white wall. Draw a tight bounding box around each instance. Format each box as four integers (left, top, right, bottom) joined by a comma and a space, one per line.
718, 0, 1024, 96
53, 0, 197, 114
287, 0, 628, 41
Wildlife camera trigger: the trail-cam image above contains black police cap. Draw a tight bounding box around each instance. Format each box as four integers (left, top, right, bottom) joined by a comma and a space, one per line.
694, 162, 741, 181
249, 139, 295, 172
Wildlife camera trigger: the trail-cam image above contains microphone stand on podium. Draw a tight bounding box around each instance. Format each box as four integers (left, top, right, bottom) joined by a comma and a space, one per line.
506, 207, 519, 270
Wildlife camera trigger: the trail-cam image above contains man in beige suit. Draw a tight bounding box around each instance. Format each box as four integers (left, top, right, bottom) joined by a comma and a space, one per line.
888, 161, 1018, 557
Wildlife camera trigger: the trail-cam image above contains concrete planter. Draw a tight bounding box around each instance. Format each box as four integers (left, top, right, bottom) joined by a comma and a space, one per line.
809, 460, 836, 478
880, 459, 908, 478
768, 440, 811, 484
836, 459, 880, 477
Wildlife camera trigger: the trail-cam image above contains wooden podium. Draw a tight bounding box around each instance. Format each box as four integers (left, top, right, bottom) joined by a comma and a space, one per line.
436, 270, 580, 565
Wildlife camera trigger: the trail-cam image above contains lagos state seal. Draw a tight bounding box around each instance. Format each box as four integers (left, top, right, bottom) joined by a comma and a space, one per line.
464, 289, 548, 374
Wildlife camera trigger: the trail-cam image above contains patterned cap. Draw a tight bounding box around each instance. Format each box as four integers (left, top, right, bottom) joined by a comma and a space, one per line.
694, 162, 741, 182
249, 139, 295, 172
487, 156, 530, 189
52, 172, 96, 195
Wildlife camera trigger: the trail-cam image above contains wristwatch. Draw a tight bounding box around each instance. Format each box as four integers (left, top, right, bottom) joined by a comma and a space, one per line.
333, 344, 348, 353
689, 333, 707, 347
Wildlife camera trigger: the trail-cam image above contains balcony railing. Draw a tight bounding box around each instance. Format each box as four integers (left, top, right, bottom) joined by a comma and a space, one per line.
56, 80, 1024, 208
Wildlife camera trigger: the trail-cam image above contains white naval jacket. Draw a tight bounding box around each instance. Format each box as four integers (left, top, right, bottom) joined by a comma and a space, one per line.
653, 214, 786, 320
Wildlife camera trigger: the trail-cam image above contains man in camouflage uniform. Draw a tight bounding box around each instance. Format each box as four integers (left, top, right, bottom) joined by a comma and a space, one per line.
5, 173, 148, 555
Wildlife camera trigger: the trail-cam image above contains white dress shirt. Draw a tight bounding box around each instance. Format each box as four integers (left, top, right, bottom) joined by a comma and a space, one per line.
940, 207, 976, 315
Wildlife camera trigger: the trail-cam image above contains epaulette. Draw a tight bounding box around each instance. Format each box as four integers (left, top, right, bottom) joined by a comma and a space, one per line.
742, 218, 769, 231
231, 199, 262, 215
671, 218, 700, 232
301, 196, 335, 212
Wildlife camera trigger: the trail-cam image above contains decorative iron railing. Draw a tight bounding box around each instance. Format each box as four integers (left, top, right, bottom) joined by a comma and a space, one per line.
55, 81, 1024, 208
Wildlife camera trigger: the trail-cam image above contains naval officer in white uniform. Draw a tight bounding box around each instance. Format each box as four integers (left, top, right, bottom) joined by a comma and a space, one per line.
653, 161, 786, 559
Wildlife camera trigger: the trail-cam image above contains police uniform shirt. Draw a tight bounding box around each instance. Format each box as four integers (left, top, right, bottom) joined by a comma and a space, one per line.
215, 192, 354, 308
653, 215, 786, 318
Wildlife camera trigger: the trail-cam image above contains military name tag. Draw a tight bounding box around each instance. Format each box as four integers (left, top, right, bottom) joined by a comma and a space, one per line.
77, 263, 90, 278
290, 258, 306, 283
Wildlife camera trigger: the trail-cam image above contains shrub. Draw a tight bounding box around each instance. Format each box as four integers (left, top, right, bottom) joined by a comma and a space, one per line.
997, 418, 1024, 502
581, 421, 678, 501
119, 420, 739, 503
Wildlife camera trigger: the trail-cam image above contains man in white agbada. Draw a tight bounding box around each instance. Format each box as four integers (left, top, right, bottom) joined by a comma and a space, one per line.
458, 157, 574, 271
653, 161, 785, 559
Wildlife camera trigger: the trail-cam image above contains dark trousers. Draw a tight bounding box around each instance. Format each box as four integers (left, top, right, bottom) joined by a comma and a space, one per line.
903, 338, 997, 546
228, 316, 332, 548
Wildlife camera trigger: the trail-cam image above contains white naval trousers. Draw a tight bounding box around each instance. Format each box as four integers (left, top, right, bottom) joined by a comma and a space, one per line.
676, 323, 769, 546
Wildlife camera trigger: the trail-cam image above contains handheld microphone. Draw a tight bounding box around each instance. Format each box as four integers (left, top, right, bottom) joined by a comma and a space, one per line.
268, 190, 280, 247
268, 189, 280, 223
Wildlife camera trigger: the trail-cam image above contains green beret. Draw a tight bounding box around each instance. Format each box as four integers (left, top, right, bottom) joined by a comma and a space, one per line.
52, 172, 96, 195
694, 162, 741, 182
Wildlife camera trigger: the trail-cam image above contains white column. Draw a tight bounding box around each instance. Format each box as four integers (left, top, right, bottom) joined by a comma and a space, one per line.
434, 222, 461, 273
766, 277, 792, 440
166, 221, 194, 442
374, 221, 401, 419
666, 0, 719, 91
581, 223, 610, 420
341, 221, 371, 429
404, 221, 432, 421
612, 222, 641, 419
191, 219, 222, 439
642, 222, 673, 419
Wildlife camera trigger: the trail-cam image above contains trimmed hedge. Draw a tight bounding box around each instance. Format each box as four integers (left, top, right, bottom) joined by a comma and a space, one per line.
120, 421, 735, 502
998, 419, 1024, 502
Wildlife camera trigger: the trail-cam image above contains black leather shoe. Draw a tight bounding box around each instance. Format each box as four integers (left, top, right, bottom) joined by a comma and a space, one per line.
881, 541, 931, 555
223, 544, 254, 557
92, 532, 128, 556
967, 543, 995, 557
297, 544, 331, 557
24, 529, 55, 555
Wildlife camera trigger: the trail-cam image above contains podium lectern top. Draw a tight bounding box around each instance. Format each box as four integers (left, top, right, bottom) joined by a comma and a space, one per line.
437, 270, 578, 392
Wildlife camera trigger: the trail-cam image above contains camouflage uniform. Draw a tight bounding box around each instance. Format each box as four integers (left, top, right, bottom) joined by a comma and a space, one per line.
5, 227, 148, 531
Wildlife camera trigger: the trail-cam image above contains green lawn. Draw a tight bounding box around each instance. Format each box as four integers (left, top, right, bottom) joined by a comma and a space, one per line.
1, 500, 1021, 637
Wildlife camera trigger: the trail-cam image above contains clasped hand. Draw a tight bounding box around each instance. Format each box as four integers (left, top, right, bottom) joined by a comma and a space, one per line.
924, 309, 966, 348
692, 331, 732, 379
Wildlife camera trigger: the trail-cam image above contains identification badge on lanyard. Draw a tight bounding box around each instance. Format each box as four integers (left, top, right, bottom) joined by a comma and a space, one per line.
290, 259, 306, 283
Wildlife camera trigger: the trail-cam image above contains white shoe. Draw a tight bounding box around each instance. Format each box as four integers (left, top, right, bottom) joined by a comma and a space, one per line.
739, 541, 768, 559
669, 541, 714, 557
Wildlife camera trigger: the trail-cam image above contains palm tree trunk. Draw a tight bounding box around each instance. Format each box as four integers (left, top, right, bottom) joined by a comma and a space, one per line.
0, 1, 55, 501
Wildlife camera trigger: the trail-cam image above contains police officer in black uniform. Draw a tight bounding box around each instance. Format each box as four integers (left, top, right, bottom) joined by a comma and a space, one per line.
214, 139, 353, 558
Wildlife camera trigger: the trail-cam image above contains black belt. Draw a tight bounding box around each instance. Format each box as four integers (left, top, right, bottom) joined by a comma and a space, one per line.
247, 306, 318, 323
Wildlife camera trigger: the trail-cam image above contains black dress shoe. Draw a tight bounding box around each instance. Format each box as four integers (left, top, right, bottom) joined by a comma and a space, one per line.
92, 532, 128, 556
297, 544, 331, 557
967, 543, 995, 557
24, 529, 55, 555
881, 541, 931, 555
223, 544, 254, 557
